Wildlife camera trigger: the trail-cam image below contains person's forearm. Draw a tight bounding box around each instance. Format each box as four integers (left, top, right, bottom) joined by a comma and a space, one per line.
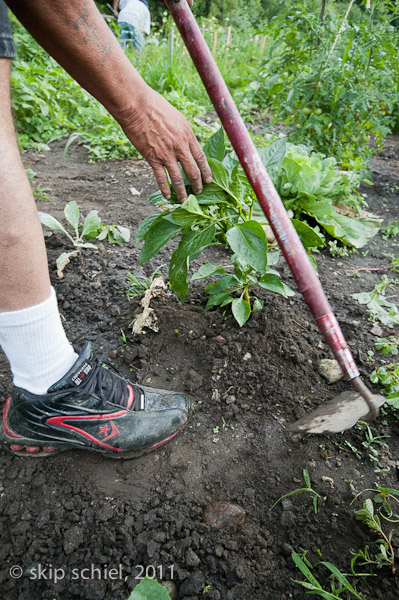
6, 0, 146, 127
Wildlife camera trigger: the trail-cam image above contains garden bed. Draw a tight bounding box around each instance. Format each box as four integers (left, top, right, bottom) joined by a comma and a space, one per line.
1, 137, 399, 600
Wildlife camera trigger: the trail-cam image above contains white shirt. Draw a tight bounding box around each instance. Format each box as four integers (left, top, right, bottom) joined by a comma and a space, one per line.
118, 0, 151, 35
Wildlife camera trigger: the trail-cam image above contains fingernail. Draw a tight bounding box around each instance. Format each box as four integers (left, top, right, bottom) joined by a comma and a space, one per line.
205, 176, 213, 183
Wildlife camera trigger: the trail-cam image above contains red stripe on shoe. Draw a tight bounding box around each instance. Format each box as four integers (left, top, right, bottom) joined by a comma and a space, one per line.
149, 421, 187, 449
3, 397, 23, 439
126, 384, 134, 410
47, 412, 129, 452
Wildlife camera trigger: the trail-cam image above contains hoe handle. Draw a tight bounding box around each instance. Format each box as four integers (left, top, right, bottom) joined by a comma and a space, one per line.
166, 1, 360, 383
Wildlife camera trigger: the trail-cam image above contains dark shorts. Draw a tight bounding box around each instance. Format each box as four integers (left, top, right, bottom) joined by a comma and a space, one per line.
0, 0, 16, 58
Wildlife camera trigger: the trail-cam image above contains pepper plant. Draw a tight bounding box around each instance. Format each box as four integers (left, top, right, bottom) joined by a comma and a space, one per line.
136, 128, 302, 326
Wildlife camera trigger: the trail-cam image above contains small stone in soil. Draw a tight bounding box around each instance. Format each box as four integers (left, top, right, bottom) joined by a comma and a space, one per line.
202, 501, 245, 529
318, 359, 344, 383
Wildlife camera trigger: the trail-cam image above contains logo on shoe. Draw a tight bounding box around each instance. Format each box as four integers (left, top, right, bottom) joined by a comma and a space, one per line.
98, 420, 120, 441
71, 362, 93, 386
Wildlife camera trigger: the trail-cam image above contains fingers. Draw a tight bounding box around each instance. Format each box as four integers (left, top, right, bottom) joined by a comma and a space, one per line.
190, 140, 213, 184
151, 161, 188, 203
152, 150, 212, 203
151, 164, 172, 200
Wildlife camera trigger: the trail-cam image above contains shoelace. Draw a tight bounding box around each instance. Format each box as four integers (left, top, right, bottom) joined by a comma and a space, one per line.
75, 360, 142, 410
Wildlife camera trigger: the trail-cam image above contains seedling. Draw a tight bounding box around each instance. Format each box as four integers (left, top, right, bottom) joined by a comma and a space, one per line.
328, 241, 357, 258
370, 363, 399, 409
126, 269, 161, 300
381, 220, 399, 240
351, 497, 396, 574
271, 469, 321, 514
292, 550, 367, 599
352, 277, 399, 326
375, 336, 399, 356
39, 201, 130, 277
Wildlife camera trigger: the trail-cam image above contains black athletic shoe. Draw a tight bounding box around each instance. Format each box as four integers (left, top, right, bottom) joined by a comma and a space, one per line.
0, 342, 190, 458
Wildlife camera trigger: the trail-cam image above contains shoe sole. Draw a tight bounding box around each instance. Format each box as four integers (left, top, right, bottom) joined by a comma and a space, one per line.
0, 419, 189, 459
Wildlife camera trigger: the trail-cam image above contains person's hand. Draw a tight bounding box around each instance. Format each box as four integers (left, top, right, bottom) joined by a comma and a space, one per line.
121, 87, 212, 202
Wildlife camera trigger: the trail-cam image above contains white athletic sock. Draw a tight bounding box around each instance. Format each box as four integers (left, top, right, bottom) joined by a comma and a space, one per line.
0, 287, 78, 395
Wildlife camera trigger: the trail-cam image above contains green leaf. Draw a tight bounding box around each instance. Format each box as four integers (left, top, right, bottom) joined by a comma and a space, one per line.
303, 468, 311, 488
205, 275, 238, 295
82, 210, 101, 238
232, 296, 251, 327
204, 126, 225, 161
195, 183, 230, 205
259, 274, 295, 297
106, 225, 130, 245
135, 213, 163, 243
164, 196, 207, 226
191, 264, 227, 281
169, 224, 216, 301
302, 200, 379, 248
181, 195, 206, 216
38, 212, 70, 238
139, 219, 182, 264
127, 578, 171, 600
164, 209, 203, 227
226, 221, 268, 274
223, 153, 239, 174
252, 297, 264, 312
205, 291, 233, 310
258, 137, 287, 171
207, 158, 232, 193
75, 241, 98, 249
291, 219, 325, 249
64, 200, 80, 232
321, 562, 362, 598
291, 551, 322, 589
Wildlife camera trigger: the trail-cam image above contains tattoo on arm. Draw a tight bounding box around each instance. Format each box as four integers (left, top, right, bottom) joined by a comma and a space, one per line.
66, 0, 114, 66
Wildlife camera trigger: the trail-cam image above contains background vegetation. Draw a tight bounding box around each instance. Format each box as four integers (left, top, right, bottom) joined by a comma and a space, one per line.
10, 0, 399, 169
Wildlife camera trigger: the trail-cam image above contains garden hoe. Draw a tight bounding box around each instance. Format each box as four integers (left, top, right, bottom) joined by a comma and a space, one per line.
166, 0, 385, 434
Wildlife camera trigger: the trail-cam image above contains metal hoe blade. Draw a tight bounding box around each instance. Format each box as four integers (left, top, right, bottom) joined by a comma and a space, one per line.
286, 392, 386, 434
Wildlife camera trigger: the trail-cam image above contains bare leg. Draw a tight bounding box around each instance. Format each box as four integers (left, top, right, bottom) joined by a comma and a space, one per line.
0, 57, 51, 311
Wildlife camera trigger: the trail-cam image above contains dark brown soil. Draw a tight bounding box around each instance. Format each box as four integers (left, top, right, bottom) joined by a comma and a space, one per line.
1, 137, 399, 600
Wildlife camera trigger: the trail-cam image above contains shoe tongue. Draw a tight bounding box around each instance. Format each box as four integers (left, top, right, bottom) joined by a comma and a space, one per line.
48, 342, 96, 392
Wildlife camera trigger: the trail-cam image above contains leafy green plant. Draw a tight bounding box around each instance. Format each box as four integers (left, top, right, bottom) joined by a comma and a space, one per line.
352, 277, 399, 326
375, 335, 399, 356
126, 269, 161, 299
127, 577, 171, 600
352, 497, 396, 574
39, 200, 130, 276
137, 128, 380, 325
292, 550, 367, 599
136, 129, 298, 326
270, 142, 380, 248
251, 4, 399, 169
359, 421, 390, 465
381, 220, 399, 240
271, 469, 321, 514
370, 363, 399, 409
